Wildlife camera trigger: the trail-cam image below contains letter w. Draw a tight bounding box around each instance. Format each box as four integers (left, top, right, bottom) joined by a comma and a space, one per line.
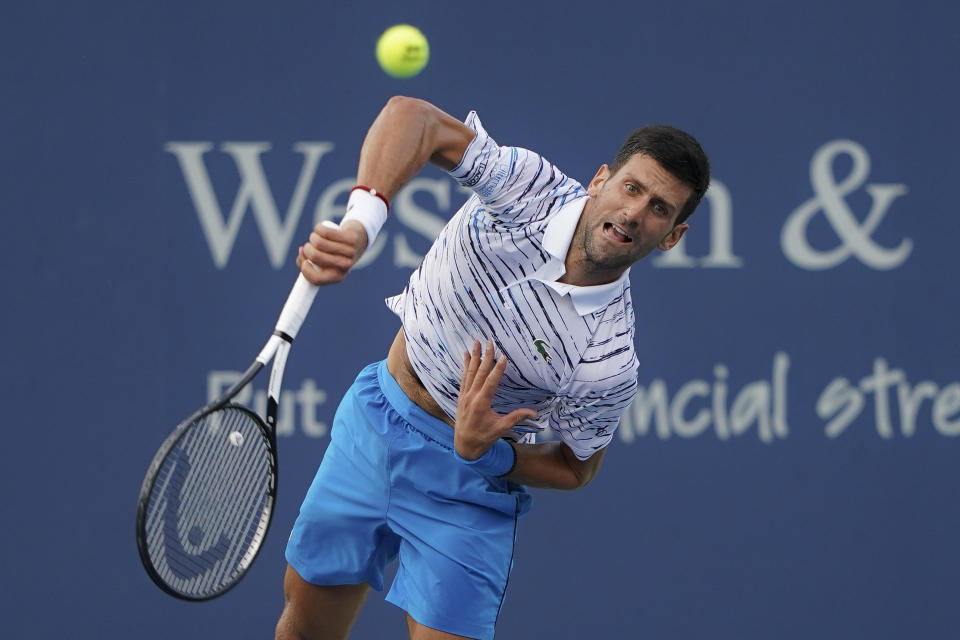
165, 142, 334, 268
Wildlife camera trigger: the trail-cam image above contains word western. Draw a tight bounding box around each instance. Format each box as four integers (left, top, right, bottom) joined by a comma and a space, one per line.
167, 138, 909, 272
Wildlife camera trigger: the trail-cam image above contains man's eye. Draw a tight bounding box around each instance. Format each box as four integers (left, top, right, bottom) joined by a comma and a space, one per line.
625, 183, 637, 193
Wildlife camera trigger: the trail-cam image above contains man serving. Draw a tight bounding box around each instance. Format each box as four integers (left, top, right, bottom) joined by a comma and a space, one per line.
276, 96, 710, 640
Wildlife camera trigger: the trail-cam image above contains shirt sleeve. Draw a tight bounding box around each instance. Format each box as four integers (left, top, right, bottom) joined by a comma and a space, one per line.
447, 111, 582, 224
550, 359, 639, 460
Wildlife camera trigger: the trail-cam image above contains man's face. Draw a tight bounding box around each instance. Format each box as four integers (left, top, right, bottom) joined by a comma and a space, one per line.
568, 153, 692, 285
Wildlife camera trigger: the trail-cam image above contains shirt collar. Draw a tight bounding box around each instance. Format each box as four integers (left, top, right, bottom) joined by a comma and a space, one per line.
541, 195, 585, 261
522, 196, 632, 316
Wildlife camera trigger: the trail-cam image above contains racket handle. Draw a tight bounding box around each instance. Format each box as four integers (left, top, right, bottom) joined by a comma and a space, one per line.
275, 273, 319, 339
274, 220, 339, 339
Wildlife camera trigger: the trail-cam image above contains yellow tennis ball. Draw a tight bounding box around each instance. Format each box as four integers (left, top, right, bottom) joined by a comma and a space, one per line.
376, 24, 429, 78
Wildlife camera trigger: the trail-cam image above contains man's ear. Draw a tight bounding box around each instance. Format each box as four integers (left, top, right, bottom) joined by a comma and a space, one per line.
658, 223, 689, 251
587, 164, 611, 197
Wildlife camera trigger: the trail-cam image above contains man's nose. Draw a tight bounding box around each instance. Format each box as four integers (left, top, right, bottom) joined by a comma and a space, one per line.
622, 196, 649, 224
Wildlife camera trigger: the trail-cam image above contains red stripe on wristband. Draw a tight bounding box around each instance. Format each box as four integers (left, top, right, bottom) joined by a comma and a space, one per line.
350, 185, 390, 211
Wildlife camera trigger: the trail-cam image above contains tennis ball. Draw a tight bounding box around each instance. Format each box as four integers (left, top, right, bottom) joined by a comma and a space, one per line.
376, 24, 429, 78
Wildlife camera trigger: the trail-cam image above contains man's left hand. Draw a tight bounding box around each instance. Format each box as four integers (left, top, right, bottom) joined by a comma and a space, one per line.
454, 340, 538, 460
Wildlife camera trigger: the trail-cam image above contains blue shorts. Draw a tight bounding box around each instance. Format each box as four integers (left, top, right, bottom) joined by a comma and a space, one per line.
286, 360, 531, 640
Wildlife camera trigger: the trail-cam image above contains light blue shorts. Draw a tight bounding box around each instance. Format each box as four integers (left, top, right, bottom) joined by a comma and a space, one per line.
286, 360, 531, 640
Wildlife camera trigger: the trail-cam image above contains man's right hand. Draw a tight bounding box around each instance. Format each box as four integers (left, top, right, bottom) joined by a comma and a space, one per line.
296, 220, 367, 285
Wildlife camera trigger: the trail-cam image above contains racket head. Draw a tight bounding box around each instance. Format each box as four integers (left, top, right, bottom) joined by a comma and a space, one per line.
136, 403, 278, 601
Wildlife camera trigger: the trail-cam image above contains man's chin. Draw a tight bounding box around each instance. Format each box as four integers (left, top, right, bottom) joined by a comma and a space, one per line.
584, 252, 633, 274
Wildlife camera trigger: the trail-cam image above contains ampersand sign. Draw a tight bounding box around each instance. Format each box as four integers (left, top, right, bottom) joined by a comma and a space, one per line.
781, 140, 911, 270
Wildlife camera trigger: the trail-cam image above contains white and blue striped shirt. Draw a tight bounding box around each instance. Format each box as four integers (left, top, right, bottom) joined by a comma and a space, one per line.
386, 111, 639, 460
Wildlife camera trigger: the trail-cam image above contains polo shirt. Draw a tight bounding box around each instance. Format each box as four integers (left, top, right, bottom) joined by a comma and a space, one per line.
387, 111, 639, 460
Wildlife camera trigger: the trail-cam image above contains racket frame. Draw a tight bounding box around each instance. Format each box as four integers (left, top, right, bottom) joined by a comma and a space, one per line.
135, 333, 288, 601
136, 222, 334, 600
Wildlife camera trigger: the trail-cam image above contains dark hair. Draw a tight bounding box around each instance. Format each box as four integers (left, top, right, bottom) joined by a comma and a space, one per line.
610, 125, 710, 225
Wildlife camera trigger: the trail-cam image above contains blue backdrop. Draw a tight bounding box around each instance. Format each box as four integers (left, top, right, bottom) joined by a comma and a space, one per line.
3, 1, 958, 637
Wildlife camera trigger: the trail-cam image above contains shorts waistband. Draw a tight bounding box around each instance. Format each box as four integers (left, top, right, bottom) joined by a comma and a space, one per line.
376, 360, 456, 449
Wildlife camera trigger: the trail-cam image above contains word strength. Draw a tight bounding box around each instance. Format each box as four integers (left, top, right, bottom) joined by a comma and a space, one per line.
818, 357, 960, 438
619, 353, 960, 443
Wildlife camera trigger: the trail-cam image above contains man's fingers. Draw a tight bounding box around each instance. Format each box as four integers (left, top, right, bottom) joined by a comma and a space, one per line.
509, 409, 538, 424
499, 409, 539, 435
302, 243, 354, 272
479, 354, 508, 398
472, 339, 496, 385
461, 349, 475, 392
308, 229, 358, 260
294, 220, 354, 286
298, 244, 347, 285
463, 339, 514, 399
477, 339, 494, 373
462, 340, 483, 393
462, 340, 509, 400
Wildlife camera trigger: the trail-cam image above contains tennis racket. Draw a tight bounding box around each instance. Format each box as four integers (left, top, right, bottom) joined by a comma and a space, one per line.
136, 221, 336, 601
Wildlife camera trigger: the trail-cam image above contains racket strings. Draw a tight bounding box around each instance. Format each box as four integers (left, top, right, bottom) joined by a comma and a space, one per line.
147, 411, 268, 594
143, 407, 274, 598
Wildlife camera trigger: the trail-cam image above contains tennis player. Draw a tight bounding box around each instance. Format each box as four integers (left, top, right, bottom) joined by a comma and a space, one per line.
275, 96, 710, 640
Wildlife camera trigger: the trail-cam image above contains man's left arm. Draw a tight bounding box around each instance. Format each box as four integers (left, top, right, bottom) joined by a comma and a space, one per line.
506, 442, 607, 491
454, 339, 612, 491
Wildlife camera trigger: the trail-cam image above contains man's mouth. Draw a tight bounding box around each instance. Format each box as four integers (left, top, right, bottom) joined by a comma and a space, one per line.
603, 222, 633, 244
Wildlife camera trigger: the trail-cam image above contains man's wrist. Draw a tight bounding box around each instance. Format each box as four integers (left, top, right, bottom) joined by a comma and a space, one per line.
342, 186, 388, 251
454, 438, 516, 477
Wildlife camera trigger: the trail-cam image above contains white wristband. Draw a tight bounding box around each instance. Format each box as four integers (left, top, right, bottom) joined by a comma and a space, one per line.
343, 187, 389, 251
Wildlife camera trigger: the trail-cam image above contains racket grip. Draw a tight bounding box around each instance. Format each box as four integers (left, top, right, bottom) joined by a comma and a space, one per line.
274, 220, 338, 339
275, 273, 319, 339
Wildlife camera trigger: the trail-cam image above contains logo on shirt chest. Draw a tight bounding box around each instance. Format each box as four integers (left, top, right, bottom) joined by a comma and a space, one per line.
533, 339, 552, 363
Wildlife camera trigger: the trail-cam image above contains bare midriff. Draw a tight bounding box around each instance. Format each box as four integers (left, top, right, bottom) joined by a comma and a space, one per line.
386, 328, 455, 428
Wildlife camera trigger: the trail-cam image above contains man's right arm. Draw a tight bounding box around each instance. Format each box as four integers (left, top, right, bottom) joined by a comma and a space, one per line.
298, 96, 475, 284
356, 95, 476, 200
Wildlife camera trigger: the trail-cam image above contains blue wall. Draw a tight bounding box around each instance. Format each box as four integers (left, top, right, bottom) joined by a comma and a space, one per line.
3, 1, 959, 637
